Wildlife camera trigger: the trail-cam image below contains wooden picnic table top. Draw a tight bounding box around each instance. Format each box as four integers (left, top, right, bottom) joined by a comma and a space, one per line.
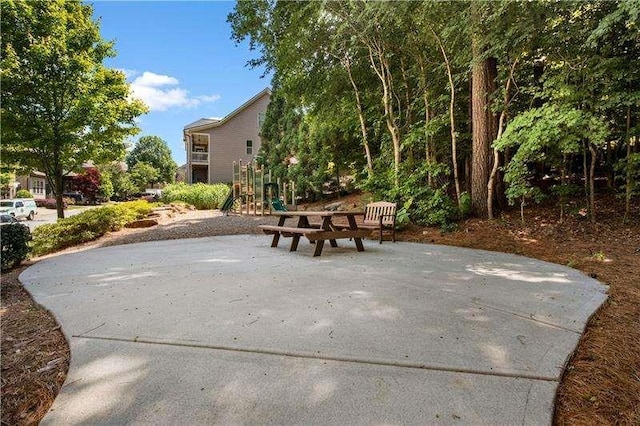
270, 210, 365, 217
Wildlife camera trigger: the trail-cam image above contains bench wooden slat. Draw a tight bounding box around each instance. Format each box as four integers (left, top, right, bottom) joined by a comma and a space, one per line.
362, 201, 397, 243
259, 225, 324, 234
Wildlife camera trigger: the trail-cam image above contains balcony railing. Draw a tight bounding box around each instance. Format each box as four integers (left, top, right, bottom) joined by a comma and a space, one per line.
191, 152, 209, 163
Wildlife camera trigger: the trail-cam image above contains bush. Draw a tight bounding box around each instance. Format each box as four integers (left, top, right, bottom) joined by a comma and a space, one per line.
31, 200, 153, 256
1, 223, 31, 270
35, 198, 68, 209
16, 189, 33, 198
161, 183, 230, 210
407, 188, 460, 229
362, 162, 460, 230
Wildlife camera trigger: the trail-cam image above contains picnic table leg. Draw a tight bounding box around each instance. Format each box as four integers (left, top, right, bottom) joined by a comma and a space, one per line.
271, 232, 281, 248
347, 214, 365, 252
313, 239, 325, 257
321, 216, 338, 247
290, 235, 301, 252
271, 216, 287, 247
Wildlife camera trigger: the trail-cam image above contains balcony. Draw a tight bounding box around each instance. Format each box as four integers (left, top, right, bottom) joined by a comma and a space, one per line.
191, 152, 209, 164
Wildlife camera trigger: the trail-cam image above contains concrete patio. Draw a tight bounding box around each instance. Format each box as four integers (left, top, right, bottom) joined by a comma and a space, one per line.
20, 235, 608, 425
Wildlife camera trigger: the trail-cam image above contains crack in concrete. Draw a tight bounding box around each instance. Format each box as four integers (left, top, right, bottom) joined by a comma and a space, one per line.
73, 333, 559, 383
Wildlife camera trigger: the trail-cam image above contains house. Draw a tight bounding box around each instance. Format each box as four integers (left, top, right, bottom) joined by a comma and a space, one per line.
10, 161, 99, 200
16, 171, 48, 199
183, 88, 271, 184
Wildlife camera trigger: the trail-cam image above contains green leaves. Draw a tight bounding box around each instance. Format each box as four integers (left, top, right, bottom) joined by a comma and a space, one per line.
1, 0, 146, 217
126, 136, 177, 184
230, 0, 638, 222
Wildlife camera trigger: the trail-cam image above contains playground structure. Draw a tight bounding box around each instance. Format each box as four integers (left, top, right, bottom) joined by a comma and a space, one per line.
226, 160, 296, 216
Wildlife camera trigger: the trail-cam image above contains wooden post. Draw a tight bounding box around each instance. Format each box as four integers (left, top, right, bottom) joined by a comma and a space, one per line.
232, 161, 238, 211
259, 167, 264, 216
283, 182, 288, 205
291, 181, 296, 209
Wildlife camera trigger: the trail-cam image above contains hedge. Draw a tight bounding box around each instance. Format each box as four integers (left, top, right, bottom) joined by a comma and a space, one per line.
35, 198, 68, 209
161, 183, 229, 210
16, 189, 33, 198
1, 223, 32, 270
31, 200, 153, 256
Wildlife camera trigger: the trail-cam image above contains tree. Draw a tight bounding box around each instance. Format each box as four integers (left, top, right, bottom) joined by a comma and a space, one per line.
130, 162, 160, 192
98, 171, 114, 201
72, 168, 101, 204
230, 0, 638, 227
101, 162, 136, 200
126, 136, 177, 185
1, 0, 147, 218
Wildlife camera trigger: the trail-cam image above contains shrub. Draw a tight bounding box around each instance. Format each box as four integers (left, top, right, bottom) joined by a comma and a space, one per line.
31, 200, 153, 256
35, 198, 68, 209
16, 189, 33, 198
1, 223, 31, 270
406, 188, 460, 229
161, 183, 230, 210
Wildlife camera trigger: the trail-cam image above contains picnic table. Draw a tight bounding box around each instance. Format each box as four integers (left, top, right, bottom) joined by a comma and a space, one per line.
259, 211, 371, 257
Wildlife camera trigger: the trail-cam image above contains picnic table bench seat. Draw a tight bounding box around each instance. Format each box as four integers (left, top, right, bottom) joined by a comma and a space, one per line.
259, 225, 325, 235
259, 225, 370, 240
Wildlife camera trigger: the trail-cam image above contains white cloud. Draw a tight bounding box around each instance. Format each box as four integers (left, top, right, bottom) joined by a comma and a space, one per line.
117, 68, 139, 79
134, 71, 178, 88
129, 71, 220, 112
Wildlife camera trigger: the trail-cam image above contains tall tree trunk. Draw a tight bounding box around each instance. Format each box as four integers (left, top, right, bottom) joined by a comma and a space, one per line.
418, 57, 433, 187
488, 60, 517, 219
583, 141, 589, 196
54, 169, 65, 219
367, 44, 402, 188
431, 29, 461, 205
471, 39, 497, 218
624, 106, 632, 222
560, 154, 568, 222
51, 148, 66, 219
344, 56, 373, 173
589, 143, 597, 223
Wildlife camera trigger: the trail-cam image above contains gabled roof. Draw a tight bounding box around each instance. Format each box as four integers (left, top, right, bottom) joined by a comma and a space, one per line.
184, 118, 219, 129
184, 87, 271, 133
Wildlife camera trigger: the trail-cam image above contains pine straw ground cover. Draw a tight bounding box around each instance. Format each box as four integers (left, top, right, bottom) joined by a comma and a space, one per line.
1, 264, 69, 425
1, 195, 638, 424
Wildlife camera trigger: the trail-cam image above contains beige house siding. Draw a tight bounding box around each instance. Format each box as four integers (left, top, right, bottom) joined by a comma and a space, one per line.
184, 89, 270, 184
16, 172, 47, 199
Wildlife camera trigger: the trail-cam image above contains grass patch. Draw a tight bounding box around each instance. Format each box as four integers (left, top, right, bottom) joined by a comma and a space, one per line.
161, 183, 229, 210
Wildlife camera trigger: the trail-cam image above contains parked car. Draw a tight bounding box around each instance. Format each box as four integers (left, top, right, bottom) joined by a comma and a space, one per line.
62, 191, 84, 204
0, 198, 38, 220
0, 213, 19, 225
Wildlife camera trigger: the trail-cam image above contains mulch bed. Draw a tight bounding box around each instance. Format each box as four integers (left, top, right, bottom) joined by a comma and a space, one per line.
1, 263, 70, 425
1, 195, 638, 424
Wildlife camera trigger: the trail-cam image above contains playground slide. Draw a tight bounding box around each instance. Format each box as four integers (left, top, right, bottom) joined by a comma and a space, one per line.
220, 189, 235, 214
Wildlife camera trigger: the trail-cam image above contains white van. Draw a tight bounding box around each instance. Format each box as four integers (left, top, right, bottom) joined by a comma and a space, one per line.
0, 198, 38, 220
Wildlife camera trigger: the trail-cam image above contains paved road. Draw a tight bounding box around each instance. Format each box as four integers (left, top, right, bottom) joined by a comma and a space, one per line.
21, 235, 608, 424
23, 205, 97, 231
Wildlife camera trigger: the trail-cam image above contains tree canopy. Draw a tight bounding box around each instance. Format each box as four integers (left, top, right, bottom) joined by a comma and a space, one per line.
229, 0, 639, 225
1, 0, 147, 217
126, 136, 177, 185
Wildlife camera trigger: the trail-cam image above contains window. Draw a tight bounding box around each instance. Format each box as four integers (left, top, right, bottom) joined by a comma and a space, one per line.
31, 179, 45, 195
246, 140, 253, 155
258, 112, 266, 129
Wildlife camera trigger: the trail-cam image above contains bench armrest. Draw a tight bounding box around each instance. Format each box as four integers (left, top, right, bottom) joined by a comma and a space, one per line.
378, 213, 396, 227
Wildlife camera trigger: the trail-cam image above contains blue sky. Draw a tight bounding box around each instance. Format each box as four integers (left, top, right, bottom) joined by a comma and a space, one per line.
91, 1, 270, 165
